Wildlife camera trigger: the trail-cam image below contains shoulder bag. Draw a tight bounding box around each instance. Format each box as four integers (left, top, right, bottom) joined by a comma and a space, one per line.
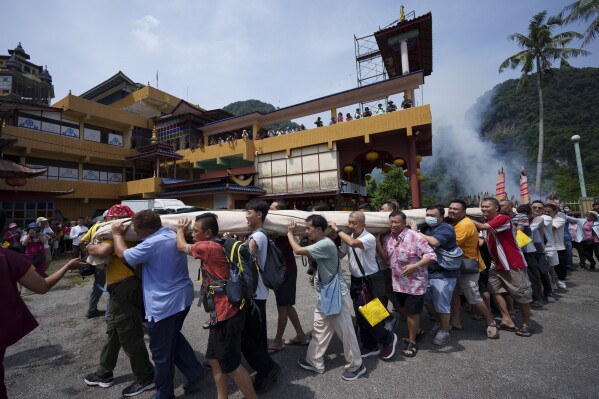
319, 256, 342, 316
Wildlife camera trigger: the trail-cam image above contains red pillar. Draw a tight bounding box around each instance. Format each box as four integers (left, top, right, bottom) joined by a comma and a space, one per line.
407, 135, 421, 208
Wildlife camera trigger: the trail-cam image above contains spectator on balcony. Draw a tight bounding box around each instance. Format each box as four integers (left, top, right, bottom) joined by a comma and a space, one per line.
354, 108, 362, 119
300, 124, 306, 130
375, 104, 385, 115
401, 95, 413, 109
337, 112, 344, 123
387, 101, 397, 112
242, 130, 249, 139
314, 117, 323, 128
363, 107, 372, 117
346, 113, 353, 122
329, 117, 337, 125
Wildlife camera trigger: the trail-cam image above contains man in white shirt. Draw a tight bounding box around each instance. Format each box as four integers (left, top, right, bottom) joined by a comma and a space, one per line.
69, 217, 89, 259
37, 217, 55, 262
544, 203, 567, 289
329, 211, 398, 361
243, 199, 281, 394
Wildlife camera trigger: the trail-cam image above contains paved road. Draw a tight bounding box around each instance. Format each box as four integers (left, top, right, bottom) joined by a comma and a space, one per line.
5, 255, 599, 399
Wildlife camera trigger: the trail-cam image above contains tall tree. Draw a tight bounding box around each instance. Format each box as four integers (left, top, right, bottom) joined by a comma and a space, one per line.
499, 11, 589, 192
563, 0, 599, 46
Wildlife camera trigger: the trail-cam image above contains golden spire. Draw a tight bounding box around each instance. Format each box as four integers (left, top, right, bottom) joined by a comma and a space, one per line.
150, 127, 158, 143
400, 5, 405, 22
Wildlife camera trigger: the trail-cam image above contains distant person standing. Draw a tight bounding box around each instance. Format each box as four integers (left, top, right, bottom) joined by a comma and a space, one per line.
69, 217, 88, 259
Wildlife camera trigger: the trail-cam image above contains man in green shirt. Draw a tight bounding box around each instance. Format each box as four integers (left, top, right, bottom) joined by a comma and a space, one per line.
286, 215, 365, 381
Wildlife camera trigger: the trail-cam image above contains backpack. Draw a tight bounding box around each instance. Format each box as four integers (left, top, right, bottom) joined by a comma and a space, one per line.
201, 236, 259, 327
253, 229, 286, 290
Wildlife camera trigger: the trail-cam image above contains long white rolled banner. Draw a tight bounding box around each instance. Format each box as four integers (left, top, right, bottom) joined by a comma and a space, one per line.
94, 208, 483, 242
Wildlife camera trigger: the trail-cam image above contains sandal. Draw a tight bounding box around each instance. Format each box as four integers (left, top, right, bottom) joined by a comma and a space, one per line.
486, 323, 500, 339
415, 329, 425, 341
515, 325, 532, 337
471, 314, 484, 321
402, 341, 418, 358
497, 322, 517, 332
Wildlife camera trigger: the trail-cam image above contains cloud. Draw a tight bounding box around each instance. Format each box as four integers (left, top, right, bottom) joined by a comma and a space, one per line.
133, 15, 161, 51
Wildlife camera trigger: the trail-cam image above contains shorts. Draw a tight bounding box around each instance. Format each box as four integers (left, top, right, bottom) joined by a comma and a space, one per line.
425, 278, 457, 314
487, 268, 533, 304
478, 268, 489, 293
394, 292, 424, 315
458, 273, 483, 305
274, 274, 297, 307
206, 310, 245, 374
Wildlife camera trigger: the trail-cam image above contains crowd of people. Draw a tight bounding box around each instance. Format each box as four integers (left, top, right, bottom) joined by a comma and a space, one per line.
1, 198, 598, 398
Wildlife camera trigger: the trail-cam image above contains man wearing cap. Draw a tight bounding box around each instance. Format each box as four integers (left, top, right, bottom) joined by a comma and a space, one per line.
3, 223, 22, 252
82, 205, 156, 397
37, 217, 55, 263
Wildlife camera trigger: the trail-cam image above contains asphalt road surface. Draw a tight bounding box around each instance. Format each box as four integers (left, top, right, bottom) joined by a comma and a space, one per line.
5, 255, 599, 399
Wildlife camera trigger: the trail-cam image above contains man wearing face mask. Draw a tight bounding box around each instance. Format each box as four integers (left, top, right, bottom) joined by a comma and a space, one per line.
410, 204, 459, 347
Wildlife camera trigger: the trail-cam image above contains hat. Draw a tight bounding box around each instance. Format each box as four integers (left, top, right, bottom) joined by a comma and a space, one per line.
36, 217, 48, 223
106, 204, 135, 218
27, 222, 41, 230
8, 223, 17, 228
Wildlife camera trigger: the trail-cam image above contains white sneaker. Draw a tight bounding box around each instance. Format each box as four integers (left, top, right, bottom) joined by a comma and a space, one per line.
557, 280, 567, 289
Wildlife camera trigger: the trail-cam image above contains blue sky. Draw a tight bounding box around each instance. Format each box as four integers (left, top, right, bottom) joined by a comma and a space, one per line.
3, 0, 598, 193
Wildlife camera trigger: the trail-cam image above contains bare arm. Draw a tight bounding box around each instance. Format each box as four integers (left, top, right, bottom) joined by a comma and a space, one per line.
18, 258, 85, 294
86, 242, 114, 258
470, 218, 491, 231
176, 218, 192, 255
111, 222, 130, 261
375, 234, 389, 261
286, 220, 310, 256
328, 221, 364, 249
419, 232, 440, 247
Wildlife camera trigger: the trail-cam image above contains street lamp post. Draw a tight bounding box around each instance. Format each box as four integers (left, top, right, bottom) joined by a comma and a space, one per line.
571, 135, 587, 197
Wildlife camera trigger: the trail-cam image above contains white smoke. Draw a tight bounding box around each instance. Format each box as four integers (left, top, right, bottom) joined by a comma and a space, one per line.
422, 88, 527, 200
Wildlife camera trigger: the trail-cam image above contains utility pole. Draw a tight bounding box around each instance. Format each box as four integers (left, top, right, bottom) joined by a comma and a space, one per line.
571, 135, 587, 197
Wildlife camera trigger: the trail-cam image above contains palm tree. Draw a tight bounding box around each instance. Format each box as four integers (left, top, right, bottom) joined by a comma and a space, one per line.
563, 0, 599, 46
499, 11, 590, 192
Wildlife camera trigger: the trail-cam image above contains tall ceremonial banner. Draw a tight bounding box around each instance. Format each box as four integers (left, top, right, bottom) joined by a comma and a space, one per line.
495, 168, 506, 199
520, 168, 530, 204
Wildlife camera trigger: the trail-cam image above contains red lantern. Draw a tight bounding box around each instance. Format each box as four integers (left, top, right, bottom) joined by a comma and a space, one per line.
5, 177, 27, 187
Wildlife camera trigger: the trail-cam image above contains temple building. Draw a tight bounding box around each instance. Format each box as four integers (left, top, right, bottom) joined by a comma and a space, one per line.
0, 11, 434, 223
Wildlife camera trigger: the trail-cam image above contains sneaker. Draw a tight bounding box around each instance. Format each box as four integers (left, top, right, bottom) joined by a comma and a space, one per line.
380, 333, 398, 360
557, 280, 567, 289
341, 364, 367, 381
84, 372, 114, 388
298, 359, 324, 374
551, 282, 558, 291
428, 323, 440, 336
432, 330, 450, 346
183, 369, 208, 394
122, 380, 155, 397
86, 309, 106, 319
545, 295, 557, 303
253, 362, 281, 394
359, 346, 380, 358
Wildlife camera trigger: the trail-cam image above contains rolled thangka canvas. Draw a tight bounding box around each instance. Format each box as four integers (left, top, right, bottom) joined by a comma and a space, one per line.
92, 208, 484, 243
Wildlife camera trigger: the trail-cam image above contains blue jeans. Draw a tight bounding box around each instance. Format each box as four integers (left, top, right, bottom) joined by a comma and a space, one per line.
146, 307, 205, 399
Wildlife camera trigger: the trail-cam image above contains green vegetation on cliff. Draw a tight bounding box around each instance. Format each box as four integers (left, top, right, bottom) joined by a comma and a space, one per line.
475, 67, 599, 200
223, 99, 300, 131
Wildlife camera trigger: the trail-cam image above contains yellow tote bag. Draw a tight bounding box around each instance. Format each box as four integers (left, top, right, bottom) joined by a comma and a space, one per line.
358, 297, 390, 327
515, 230, 532, 248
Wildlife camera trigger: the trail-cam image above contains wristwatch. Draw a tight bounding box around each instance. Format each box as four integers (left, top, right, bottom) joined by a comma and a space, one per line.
336, 228, 342, 235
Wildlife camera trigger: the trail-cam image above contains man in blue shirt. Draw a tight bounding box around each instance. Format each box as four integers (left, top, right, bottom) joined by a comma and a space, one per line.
112, 210, 207, 399
411, 204, 459, 347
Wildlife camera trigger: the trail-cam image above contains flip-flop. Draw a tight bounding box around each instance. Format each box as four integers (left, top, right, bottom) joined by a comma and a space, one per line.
284, 338, 310, 346
267, 346, 285, 354
515, 325, 533, 337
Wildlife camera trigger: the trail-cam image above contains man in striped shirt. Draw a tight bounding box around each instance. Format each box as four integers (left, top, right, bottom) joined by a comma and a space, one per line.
470, 198, 534, 337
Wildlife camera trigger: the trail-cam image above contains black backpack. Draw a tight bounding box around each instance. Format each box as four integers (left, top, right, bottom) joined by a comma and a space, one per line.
253, 229, 286, 290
